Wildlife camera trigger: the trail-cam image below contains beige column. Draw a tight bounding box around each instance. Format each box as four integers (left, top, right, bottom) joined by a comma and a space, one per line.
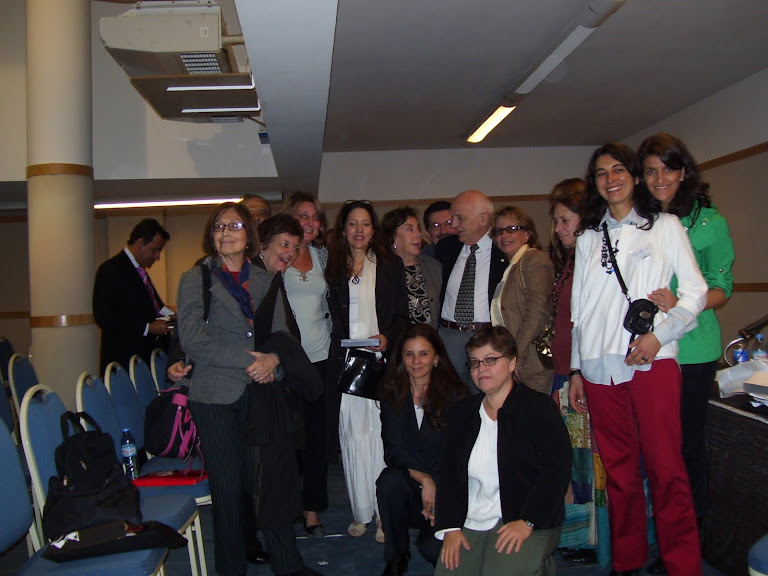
26, 0, 97, 408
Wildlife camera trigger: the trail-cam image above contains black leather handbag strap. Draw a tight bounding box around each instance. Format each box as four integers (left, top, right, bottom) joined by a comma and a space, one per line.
602, 222, 632, 306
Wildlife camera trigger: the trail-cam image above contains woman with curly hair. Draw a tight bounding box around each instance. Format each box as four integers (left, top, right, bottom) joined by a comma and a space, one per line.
636, 134, 734, 574
569, 143, 707, 576
325, 200, 409, 540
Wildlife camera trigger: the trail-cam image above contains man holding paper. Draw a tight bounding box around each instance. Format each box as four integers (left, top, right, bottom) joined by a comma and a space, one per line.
93, 218, 174, 372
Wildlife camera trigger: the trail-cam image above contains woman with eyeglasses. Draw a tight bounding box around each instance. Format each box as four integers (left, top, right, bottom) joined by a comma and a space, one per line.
325, 200, 409, 541
281, 191, 333, 538
380, 206, 442, 328
489, 206, 555, 394
433, 325, 571, 576
569, 143, 708, 576
636, 134, 734, 575
177, 204, 322, 576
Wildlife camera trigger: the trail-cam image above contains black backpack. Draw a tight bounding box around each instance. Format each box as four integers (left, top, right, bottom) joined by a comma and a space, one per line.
42, 411, 141, 541
144, 384, 201, 463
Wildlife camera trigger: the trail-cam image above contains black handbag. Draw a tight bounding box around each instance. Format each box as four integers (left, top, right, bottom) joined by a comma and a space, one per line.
43, 412, 141, 541
338, 348, 385, 400
602, 223, 658, 341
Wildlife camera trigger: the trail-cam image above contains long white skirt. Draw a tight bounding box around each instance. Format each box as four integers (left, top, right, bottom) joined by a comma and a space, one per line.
339, 393, 385, 524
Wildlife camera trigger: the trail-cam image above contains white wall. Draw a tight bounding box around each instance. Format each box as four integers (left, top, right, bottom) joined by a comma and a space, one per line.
0, 0, 26, 181
318, 146, 596, 202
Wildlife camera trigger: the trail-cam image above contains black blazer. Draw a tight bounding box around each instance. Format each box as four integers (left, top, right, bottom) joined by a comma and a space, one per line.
380, 391, 443, 478
433, 235, 508, 318
93, 250, 168, 372
325, 256, 410, 454
435, 383, 572, 531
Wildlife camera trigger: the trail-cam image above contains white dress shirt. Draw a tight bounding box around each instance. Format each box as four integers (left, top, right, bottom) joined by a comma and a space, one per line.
441, 233, 493, 323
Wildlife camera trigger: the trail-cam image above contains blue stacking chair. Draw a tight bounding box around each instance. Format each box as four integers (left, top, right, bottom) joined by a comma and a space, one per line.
0, 378, 14, 434
0, 416, 169, 575
105, 363, 209, 501
21, 384, 207, 576
9, 353, 38, 418
129, 355, 159, 411
750, 534, 768, 576
76, 372, 209, 575
150, 348, 169, 391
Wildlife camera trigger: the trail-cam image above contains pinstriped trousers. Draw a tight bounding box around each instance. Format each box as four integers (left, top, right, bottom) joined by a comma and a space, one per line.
191, 393, 304, 576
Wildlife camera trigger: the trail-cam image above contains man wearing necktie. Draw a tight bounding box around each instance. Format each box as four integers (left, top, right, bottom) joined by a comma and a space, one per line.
93, 218, 172, 373
434, 190, 508, 392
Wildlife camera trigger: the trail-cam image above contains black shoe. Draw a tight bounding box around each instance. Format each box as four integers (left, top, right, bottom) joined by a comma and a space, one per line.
380, 551, 410, 576
247, 544, 269, 565
562, 548, 597, 563
646, 557, 666, 574
608, 571, 639, 576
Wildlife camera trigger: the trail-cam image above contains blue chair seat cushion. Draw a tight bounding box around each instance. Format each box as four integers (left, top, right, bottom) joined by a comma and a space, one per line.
750, 533, 768, 575
17, 545, 167, 575
139, 493, 198, 530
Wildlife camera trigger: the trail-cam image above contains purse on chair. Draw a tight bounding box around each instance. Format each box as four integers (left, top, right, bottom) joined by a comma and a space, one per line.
337, 348, 385, 400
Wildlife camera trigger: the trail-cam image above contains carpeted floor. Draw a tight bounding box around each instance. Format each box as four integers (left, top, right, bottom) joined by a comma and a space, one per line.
1, 462, 728, 575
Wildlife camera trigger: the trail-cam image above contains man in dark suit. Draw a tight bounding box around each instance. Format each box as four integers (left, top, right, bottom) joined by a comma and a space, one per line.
434, 190, 508, 391
421, 201, 456, 258
93, 218, 173, 373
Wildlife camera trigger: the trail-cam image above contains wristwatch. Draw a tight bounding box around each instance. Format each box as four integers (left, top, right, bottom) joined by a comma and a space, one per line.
569, 369, 581, 379
523, 519, 534, 529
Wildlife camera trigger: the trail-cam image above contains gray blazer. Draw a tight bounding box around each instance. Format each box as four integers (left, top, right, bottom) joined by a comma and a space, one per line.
177, 257, 288, 405
419, 253, 443, 330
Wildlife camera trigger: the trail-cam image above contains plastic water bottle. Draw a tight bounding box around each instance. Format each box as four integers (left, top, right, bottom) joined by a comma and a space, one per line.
121, 428, 140, 479
732, 340, 750, 364
752, 334, 768, 363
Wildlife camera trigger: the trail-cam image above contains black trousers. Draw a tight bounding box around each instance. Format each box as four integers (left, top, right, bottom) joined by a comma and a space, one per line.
298, 361, 329, 512
376, 466, 441, 565
191, 394, 304, 576
680, 361, 715, 520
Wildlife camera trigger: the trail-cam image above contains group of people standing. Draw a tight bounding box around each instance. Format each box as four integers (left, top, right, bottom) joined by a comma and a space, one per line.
140, 131, 732, 576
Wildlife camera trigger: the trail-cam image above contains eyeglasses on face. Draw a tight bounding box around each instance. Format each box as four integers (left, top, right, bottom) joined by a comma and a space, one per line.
492, 225, 526, 236
211, 221, 245, 232
466, 355, 507, 370
431, 219, 452, 228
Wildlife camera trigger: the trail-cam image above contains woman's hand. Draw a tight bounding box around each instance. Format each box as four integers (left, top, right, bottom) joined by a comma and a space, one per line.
648, 288, 678, 314
419, 475, 437, 525
568, 373, 588, 414
167, 360, 192, 384
625, 333, 662, 366
440, 530, 471, 571
367, 333, 388, 353
495, 520, 533, 554
245, 351, 280, 383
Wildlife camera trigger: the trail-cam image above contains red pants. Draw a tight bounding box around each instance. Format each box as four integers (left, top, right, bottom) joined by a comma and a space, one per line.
584, 359, 701, 576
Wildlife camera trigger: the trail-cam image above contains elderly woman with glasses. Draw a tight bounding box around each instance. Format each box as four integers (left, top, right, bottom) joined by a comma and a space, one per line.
433, 326, 571, 576
489, 206, 555, 394
178, 204, 322, 576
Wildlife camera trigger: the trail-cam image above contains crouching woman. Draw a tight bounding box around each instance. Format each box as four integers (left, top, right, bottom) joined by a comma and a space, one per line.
434, 326, 571, 576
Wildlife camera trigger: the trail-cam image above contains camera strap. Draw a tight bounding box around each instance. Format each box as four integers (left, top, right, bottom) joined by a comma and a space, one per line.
602, 222, 632, 306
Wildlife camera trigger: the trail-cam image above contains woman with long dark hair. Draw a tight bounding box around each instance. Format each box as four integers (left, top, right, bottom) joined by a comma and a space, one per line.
569, 143, 708, 576
636, 134, 734, 574
325, 200, 409, 541
376, 323, 467, 575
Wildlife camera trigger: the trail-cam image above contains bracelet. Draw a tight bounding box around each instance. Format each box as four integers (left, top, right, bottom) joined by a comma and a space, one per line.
569, 369, 581, 379
523, 519, 534, 529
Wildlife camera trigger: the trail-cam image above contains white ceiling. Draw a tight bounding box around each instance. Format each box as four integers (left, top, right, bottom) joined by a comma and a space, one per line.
4, 0, 768, 205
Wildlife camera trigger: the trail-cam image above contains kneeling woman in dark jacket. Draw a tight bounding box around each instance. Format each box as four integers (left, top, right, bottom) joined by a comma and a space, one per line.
376, 323, 467, 575
434, 326, 571, 576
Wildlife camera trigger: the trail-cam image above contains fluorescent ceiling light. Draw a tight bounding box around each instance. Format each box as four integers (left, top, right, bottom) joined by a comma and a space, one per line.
181, 106, 261, 114
466, 105, 516, 144
94, 197, 242, 210
516, 25, 595, 94
167, 78, 256, 92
